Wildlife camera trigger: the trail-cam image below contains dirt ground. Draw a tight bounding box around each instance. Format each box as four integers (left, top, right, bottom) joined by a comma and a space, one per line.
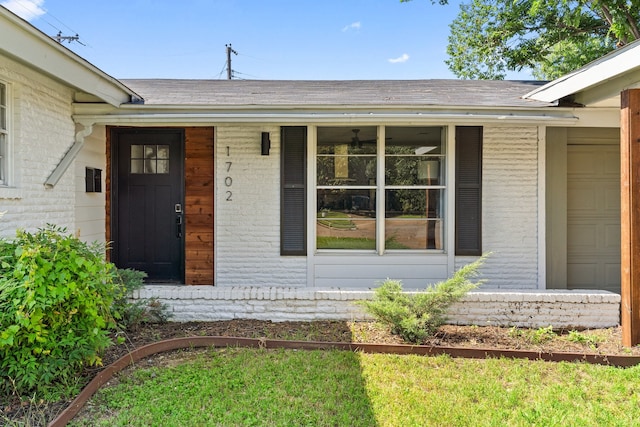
108, 320, 640, 359
4, 320, 640, 426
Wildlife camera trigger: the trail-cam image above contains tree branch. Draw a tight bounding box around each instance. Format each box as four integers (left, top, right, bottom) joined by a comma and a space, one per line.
586, 1, 640, 44
597, 3, 632, 45
598, 3, 615, 28
625, 10, 640, 40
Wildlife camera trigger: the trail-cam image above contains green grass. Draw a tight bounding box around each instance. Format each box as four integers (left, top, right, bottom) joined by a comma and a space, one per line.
317, 237, 408, 249
71, 348, 640, 427
72, 348, 375, 427
317, 211, 355, 229
317, 236, 377, 249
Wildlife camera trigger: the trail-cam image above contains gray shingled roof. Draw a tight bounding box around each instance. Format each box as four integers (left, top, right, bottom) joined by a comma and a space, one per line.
120, 79, 552, 108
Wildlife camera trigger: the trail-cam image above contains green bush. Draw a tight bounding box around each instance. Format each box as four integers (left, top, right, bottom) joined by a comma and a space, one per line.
113, 268, 172, 331
0, 226, 120, 396
358, 255, 488, 343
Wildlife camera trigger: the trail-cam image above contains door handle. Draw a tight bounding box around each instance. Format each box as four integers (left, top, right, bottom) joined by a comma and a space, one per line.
176, 215, 183, 238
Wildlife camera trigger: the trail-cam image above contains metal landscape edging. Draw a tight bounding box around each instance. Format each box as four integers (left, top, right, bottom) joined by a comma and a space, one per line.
48, 336, 640, 427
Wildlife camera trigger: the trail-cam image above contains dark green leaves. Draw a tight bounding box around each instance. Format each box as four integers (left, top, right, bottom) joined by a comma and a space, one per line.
406, 0, 638, 79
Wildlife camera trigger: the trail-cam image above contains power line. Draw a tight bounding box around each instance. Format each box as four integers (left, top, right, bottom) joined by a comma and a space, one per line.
215, 61, 228, 79
7, 0, 53, 30
43, 6, 87, 46
40, 4, 78, 35
9, 1, 65, 36
232, 70, 259, 80
9, 0, 87, 46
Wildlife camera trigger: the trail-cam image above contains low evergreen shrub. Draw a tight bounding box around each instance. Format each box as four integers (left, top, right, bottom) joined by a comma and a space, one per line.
359, 255, 488, 343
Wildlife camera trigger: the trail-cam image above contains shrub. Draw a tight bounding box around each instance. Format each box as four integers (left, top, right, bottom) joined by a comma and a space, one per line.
0, 225, 120, 396
113, 268, 172, 331
358, 255, 488, 343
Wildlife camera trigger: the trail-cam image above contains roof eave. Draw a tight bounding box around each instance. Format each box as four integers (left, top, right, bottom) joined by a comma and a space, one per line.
0, 6, 142, 106
523, 39, 640, 105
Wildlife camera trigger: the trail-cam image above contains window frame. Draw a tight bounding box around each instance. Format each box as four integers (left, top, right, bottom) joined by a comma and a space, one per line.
314, 125, 447, 254
0, 80, 9, 187
384, 126, 446, 253
316, 126, 378, 252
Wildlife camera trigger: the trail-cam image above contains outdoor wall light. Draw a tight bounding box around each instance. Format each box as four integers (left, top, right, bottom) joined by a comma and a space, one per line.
261, 132, 270, 156
85, 167, 102, 192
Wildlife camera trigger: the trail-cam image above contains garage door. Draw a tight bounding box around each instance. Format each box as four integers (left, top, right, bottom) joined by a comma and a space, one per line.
567, 144, 620, 293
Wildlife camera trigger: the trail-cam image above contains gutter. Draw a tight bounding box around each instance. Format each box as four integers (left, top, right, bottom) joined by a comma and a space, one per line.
73, 111, 580, 126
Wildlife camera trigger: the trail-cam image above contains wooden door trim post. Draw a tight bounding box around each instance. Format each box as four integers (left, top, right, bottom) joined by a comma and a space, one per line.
621, 89, 640, 346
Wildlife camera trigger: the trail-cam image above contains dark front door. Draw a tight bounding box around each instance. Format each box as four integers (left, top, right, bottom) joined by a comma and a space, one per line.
112, 128, 185, 282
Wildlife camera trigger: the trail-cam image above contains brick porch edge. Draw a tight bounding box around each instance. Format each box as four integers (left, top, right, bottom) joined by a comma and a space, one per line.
133, 287, 620, 329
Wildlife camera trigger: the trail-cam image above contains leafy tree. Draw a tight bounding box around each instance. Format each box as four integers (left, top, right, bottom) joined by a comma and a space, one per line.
403, 0, 640, 79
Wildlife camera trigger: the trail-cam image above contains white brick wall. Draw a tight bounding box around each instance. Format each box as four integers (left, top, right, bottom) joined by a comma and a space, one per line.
215, 124, 543, 289
0, 56, 76, 237
215, 125, 307, 286
75, 125, 106, 244
135, 286, 619, 328
0, 77, 546, 292
470, 125, 540, 289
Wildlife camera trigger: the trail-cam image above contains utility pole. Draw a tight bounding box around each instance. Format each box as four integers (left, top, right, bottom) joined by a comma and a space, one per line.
226, 44, 237, 80
53, 31, 84, 45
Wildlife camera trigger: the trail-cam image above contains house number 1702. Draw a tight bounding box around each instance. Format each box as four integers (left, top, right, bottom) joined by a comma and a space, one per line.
225, 146, 233, 201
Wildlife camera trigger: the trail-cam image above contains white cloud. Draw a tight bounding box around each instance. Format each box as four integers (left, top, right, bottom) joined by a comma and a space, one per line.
1, 0, 46, 21
388, 53, 410, 64
342, 21, 361, 32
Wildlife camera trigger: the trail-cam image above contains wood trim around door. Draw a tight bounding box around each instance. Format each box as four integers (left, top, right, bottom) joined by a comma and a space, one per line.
106, 126, 214, 285
184, 127, 215, 285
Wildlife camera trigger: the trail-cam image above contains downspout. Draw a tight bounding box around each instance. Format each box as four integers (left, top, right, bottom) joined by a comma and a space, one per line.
44, 121, 94, 188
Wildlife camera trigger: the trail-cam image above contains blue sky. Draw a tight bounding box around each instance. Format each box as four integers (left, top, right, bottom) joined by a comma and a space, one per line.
2, 0, 533, 80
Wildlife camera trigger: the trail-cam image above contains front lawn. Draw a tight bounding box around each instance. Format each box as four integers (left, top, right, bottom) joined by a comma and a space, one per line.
317, 211, 356, 229
71, 347, 640, 427
316, 236, 409, 249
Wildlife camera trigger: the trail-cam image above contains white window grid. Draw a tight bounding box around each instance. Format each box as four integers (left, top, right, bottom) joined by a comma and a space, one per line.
315, 126, 447, 253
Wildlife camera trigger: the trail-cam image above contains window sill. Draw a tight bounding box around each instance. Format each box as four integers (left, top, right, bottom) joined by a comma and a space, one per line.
0, 187, 23, 200
314, 249, 446, 255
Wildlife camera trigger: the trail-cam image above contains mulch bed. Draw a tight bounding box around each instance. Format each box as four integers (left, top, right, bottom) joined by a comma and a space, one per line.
105, 320, 640, 361
4, 320, 640, 426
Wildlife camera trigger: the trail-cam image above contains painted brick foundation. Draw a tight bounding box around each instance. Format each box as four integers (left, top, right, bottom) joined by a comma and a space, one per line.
135, 286, 620, 329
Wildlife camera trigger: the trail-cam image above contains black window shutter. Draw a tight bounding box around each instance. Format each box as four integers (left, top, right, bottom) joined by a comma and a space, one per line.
455, 126, 482, 255
281, 127, 307, 255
